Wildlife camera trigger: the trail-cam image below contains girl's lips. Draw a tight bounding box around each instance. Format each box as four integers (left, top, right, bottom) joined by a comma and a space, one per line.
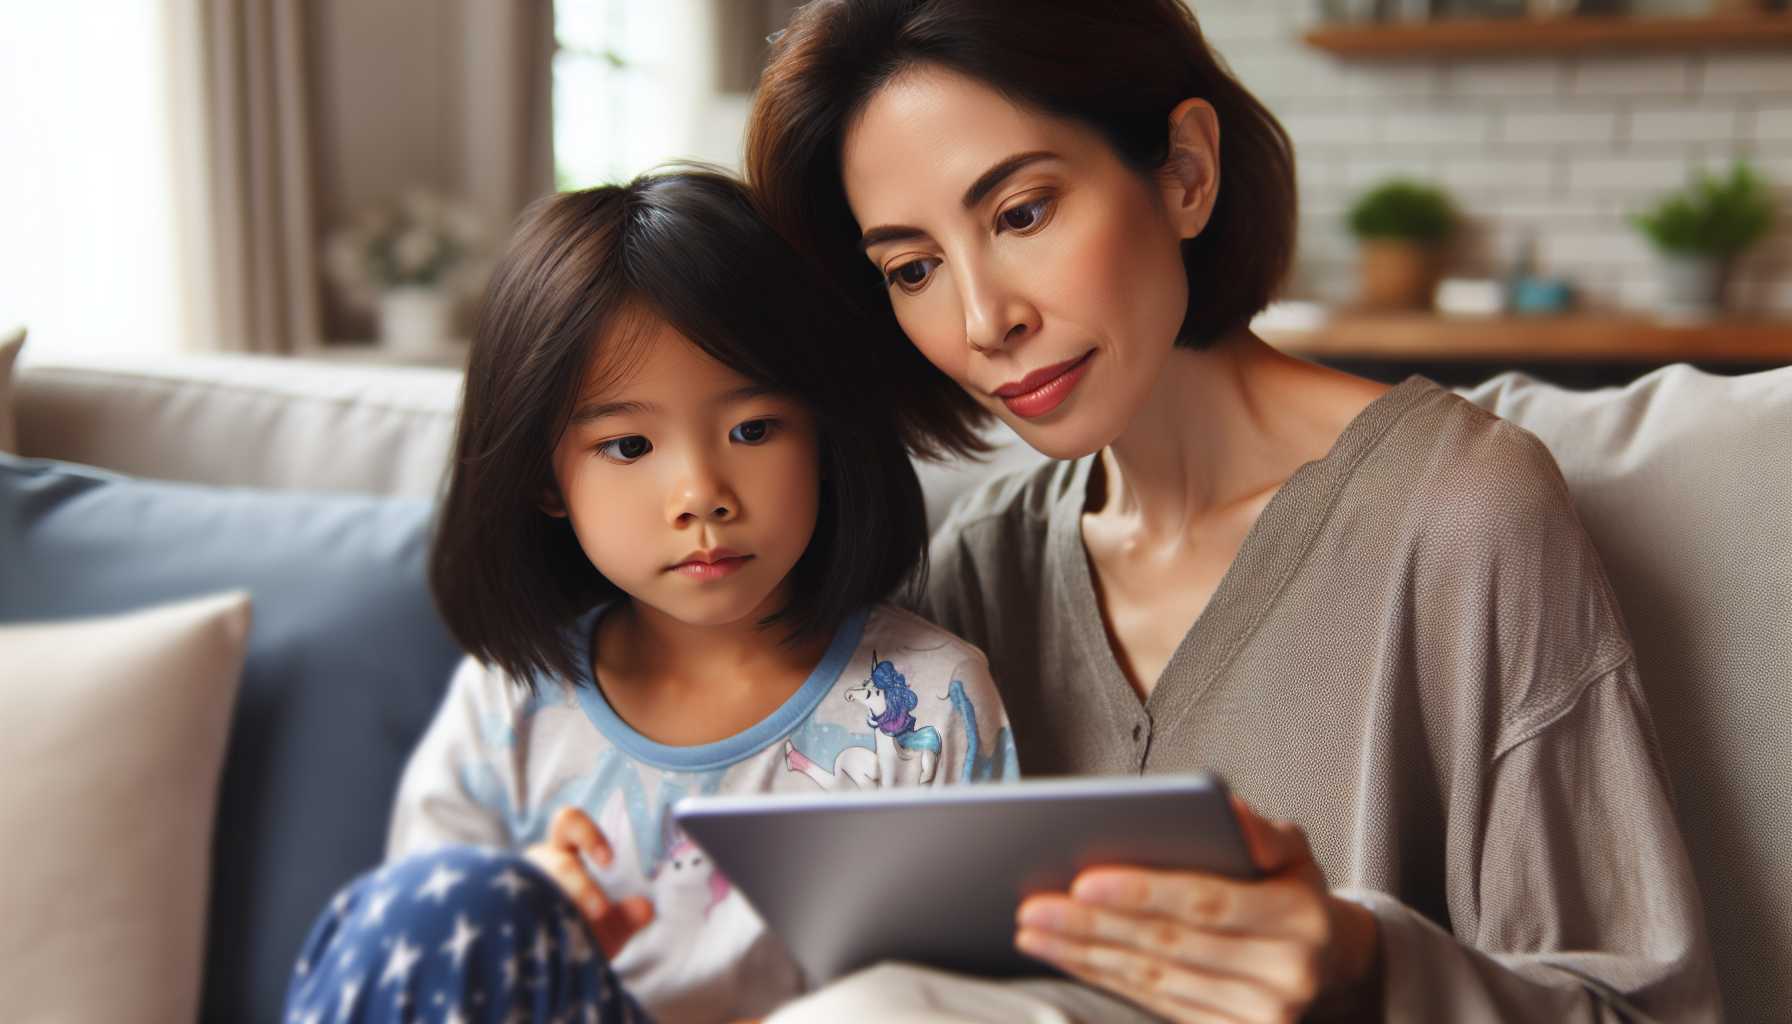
670, 555, 753, 580
996, 351, 1094, 419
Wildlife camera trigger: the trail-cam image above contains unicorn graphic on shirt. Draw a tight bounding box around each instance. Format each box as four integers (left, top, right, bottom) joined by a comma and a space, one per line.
787, 654, 987, 790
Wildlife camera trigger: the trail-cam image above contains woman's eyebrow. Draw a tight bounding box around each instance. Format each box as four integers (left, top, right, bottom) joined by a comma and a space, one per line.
960, 150, 1058, 209
858, 149, 1061, 252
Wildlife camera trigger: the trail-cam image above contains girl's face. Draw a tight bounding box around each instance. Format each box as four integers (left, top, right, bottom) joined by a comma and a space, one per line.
549, 320, 822, 630
841, 67, 1208, 459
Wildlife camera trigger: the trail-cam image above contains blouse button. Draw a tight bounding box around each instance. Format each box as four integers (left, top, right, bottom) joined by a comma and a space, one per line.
1132, 722, 1143, 742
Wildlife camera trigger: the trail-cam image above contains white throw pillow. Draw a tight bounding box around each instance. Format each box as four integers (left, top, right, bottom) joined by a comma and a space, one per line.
0, 591, 252, 1024
0, 325, 23, 453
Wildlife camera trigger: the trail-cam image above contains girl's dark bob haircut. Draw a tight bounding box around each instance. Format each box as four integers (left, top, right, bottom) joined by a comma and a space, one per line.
746, 0, 1298, 457
431, 167, 928, 685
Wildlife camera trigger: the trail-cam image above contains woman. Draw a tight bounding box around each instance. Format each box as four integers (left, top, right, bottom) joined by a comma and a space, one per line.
746, 1, 1716, 1020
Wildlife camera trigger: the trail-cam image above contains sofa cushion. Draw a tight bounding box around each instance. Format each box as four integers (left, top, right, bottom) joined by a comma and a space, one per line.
0, 453, 463, 1023
14, 350, 461, 497
0, 325, 23, 453
0, 592, 250, 1024
1462, 364, 1792, 1022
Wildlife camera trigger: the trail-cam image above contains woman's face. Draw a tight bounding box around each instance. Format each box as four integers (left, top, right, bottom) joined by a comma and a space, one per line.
841, 66, 1209, 459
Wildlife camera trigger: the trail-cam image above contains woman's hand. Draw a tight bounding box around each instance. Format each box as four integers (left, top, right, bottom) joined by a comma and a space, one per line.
524, 806, 655, 958
1014, 797, 1380, 1023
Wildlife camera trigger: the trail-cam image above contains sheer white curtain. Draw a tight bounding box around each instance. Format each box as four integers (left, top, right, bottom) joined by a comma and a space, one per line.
165, 0, 321, 354
0, 5, 189, 356
0, 1, 321, 358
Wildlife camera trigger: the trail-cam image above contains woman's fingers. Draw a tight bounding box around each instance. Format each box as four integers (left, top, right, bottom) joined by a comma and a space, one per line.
1063, 868, 1330, 944
524, 843, 612, 920
1016, 895, 1320, 998
1017, 928, 1291, 1024
548, 805, 614, 868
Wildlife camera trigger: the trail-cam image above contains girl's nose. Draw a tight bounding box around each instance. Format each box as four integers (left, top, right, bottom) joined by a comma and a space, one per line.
669, 469, 739, 525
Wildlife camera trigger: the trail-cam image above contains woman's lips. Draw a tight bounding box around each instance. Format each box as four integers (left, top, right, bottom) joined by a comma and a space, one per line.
994, 351, 1094, 419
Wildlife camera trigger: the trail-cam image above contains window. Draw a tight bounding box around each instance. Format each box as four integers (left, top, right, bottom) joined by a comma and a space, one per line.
552, 0, 798, 189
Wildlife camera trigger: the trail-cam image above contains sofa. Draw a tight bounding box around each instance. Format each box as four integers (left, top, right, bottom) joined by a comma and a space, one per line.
1, 341, 1787, 1022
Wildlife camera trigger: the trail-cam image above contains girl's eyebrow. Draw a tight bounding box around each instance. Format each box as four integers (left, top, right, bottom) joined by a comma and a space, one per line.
569, 384, 782, 425
569, 399, 651, 425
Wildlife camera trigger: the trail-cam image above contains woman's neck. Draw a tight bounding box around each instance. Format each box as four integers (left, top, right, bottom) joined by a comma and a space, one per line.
1093, 330, 1380, 541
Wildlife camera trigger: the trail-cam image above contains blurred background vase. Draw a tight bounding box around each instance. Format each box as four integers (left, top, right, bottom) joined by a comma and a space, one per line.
377, 287, 454, 354
1348, 179, 1458, 311
1359, 240, 1443, 310
1631, 162, 1776, 319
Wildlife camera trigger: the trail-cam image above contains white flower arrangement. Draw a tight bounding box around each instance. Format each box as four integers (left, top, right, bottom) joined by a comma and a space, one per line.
323, 188, 492, 311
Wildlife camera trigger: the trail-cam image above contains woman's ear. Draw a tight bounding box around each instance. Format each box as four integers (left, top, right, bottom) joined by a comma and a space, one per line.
1157, 97, 1221, 241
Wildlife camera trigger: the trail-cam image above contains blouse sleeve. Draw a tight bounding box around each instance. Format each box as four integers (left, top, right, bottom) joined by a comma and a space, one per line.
1344, 661, 1717, 1022
384, 655, 516, 858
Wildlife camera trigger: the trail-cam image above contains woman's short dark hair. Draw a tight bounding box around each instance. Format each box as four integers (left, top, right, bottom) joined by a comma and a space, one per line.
431, 167, 928, 685
746, 0, 1298, 455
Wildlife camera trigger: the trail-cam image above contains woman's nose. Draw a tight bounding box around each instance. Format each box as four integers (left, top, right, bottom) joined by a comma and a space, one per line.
958, 264, 1039, 354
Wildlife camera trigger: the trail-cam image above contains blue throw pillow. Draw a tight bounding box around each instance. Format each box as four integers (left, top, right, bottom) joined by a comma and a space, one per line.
0, 453, 463, 1024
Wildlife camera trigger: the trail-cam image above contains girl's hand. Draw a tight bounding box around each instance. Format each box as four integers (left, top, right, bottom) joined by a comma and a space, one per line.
1013, 797, 1380, 1024
524, 806, 655, 958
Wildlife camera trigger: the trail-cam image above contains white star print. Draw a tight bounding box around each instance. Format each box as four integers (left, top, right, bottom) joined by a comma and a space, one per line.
440, 913, 481, 967
501, 953, 521, 989
490, 867, 531, 899
378, 935, 423, 988
559, 914, 594, 965
529, 924, 557, 966
331, 889, 351, 916
443, 1008, 470, 1024
336, 979, 361, 1021
361, 887, 398, 928
416, 862, 467, 904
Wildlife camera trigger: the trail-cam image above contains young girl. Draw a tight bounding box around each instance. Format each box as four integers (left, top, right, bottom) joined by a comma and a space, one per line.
282, 169, 1017, 1024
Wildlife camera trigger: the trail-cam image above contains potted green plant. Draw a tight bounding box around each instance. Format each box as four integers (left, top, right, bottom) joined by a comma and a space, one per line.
1346, 179, 1457, 311
1631, 162, 1776, 318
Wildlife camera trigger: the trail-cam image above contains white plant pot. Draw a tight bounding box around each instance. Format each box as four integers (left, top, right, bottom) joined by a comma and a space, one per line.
1654, 254, 1730, 320
378, 287, 453, 354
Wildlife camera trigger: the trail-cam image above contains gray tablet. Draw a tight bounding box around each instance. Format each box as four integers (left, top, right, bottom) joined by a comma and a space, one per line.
672, 773, 1255, 986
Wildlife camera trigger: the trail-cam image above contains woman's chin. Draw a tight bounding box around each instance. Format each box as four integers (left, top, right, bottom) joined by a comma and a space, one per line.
998, 407, 1120, 462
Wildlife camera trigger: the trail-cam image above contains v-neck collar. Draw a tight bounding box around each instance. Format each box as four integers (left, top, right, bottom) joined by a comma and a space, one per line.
1048, 376, 1438, 737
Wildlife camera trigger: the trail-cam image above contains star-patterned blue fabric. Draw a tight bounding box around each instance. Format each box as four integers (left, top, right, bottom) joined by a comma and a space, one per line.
284, 846, 650, 1024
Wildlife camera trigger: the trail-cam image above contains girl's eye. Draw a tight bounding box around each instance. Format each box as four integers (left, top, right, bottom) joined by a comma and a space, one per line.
884, 257, 940, 295
997, 196, 1053, 234
729, 419, 776, 444
596, 435, 652, 462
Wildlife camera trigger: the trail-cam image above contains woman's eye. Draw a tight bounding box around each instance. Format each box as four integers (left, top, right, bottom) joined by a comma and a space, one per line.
596, 435, 652, 462
998, 196, 1052, 234
884, 257, 939, 294
729, 419, 775, 445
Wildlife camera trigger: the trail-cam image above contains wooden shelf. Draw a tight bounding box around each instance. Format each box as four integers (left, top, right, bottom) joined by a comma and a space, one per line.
1261, 311, 1792, 364
1302, 12, 1792, 58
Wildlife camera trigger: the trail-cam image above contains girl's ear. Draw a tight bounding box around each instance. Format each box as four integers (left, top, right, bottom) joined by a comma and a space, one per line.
1156, 97, 1221, 242
540, 486, 568, 518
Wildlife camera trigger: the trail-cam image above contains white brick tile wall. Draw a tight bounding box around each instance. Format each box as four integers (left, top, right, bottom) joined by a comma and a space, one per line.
1499, 110, 1623, 147
1629, 106, 1744, 145
1570, 57, 1695, 99
1187, 0, 1791, 314
1757, 106, 1792, 144
1700, 55, 1792, 97
1565, 156, 1697, 193
1381, 109, 1496, 147
1448, 61, 1566, 100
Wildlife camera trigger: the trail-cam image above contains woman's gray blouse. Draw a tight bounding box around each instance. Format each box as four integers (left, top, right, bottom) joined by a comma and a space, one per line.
912, 376, 1717, 1021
